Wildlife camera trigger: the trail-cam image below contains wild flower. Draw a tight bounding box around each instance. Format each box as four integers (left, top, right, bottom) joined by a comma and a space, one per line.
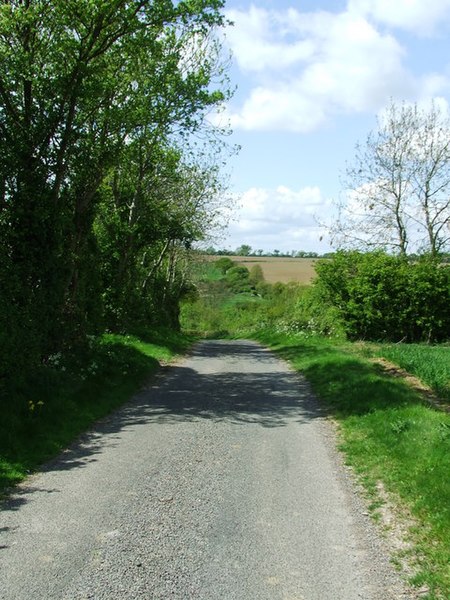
28, 400, 44, 413
47, 352, 62, 367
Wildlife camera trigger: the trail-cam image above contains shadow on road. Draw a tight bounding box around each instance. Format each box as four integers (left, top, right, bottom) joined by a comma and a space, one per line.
0, 340, 325, 515
126, 340, 325, 427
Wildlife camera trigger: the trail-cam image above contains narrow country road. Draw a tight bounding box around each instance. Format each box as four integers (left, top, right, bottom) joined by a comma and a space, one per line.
1, 340, 410, 600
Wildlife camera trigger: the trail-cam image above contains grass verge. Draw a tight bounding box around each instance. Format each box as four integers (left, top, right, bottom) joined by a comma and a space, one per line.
252, 330, 450, 600
356, 342, 450, 401
0, 328, 192, 495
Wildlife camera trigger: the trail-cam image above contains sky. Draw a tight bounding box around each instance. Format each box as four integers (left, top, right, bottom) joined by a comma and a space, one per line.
210, 0, 450, 254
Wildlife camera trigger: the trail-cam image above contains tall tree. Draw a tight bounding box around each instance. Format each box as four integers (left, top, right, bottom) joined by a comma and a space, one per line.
0, 0, 231, 376
330, 101, 450, 256
95, 142, 230, 329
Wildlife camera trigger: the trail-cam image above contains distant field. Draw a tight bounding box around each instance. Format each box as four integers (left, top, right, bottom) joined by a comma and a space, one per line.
208, 256, 319, 284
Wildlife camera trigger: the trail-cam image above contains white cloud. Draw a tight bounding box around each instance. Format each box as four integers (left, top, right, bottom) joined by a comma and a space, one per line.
225, 6, 315, 73
420, 77, 450, 104
348, 0, 450, 35
224, 185, 333, 252
224, 5, 450, 132
228, 85, 327, 132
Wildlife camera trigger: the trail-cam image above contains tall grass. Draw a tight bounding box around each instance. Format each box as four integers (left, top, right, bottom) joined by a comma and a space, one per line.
364, 343, 450, 400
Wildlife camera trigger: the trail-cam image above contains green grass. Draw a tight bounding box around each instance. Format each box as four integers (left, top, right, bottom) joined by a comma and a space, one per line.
358, 343, 450, 401
0, 328, 192, 494
253, 330, 450, 600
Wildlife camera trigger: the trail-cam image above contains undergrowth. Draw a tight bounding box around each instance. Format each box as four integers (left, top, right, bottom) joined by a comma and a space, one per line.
0, 328, 192, 494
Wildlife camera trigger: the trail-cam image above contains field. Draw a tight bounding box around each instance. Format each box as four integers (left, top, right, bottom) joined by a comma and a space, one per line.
208, 256, 319, 284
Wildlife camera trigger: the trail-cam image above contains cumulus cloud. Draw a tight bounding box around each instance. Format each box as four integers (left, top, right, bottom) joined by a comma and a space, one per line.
225, 6, 315, 73
223, 4, 450, 132
227, 85, 327, 132
224, 186, 333, 252
348, 0, 450, 34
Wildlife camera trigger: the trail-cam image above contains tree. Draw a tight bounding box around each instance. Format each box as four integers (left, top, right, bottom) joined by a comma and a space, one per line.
331, 100, 450, 256
236, 244, 252, 256
0, 0, 231, 378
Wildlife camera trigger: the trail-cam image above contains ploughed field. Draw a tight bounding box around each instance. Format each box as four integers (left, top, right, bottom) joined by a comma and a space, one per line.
213, 256, 319, 284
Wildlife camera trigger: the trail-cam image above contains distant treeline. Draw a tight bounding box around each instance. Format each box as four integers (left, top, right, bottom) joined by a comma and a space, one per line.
201, 245, 330, 258
201, 245, 450, 261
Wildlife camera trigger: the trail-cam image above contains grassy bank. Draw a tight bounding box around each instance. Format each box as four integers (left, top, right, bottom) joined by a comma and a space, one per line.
253, 330, 450, 600
0, 328, 192, 495
357, 342, 450, 401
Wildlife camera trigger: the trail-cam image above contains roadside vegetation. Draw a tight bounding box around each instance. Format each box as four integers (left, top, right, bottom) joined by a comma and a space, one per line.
356, 343, 450, 402
0, 329, 192, 495
1, 7, 449, 596
0, 3, 230, 492
181, 251, 450, 599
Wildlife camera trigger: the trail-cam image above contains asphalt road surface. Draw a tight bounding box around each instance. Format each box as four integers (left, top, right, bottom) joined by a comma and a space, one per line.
0, 340, 411, 599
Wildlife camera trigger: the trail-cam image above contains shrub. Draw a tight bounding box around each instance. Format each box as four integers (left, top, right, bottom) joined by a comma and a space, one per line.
249, 264, 265, 286
314, 251, 450, 342
225, 265, 252, 293
215, 257, 235, 274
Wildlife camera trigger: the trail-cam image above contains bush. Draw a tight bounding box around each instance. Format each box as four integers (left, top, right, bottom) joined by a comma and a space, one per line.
314, 251, 450, 342
291, 286, 346, 338
225, 265, 252, 293
249, 264, 265, 286
215, 257, 235, 274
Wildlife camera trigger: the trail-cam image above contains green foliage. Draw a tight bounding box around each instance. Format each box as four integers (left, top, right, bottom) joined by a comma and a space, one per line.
180, 258, 341, 339
0, 328, 192, 493
0, 1, 231, 398
181, 261, 265, 334
215, 257, 235, 274
290, 285, 346, 338
249, 264, 265, 285
184, 250, 450, 345
360, 343, 450, 401
314, 251, 450, 342
235, 244, 252, 256
225, 265, 252, 293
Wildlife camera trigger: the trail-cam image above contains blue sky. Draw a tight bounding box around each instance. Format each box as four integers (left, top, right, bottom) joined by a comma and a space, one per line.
211, 0, 450, 254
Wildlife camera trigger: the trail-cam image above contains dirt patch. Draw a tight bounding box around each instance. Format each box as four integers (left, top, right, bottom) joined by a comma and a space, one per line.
372, 480, 431, 599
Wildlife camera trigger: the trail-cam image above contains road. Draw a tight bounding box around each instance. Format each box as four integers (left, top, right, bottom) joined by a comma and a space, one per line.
0, 340, 410, 599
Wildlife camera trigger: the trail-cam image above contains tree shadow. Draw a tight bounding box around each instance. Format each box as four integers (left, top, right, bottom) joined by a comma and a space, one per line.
1, 487, 60, 515
1, 340, 325, 514
131, 369, 323, 428
270, 342, 425, 417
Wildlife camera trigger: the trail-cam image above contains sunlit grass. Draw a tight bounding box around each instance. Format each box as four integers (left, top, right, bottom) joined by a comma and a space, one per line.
363, 343, 450, 400
253, 330, 450, 600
